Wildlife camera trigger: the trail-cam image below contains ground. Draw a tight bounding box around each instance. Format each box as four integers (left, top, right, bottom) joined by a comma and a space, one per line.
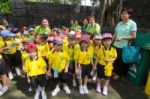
0, 76, 149, 99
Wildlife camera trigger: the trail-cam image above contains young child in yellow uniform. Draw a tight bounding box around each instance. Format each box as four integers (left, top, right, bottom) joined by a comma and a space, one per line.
47, 38, 71, 96
1, 29, 21, 80
23, 43, 47, 99
74, 34, 94, 94
94, 33, 117, 96
63, 33, 80, 87
0, 37, 8, 96
35, 34, 50, 61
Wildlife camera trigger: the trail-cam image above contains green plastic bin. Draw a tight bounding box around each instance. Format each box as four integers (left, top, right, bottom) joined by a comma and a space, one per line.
127, 29, 150, 86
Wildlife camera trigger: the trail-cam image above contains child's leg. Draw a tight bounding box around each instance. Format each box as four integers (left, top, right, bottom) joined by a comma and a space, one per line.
102, 79, 110, 96
72, 74, 77, 87
83, 75, 89, 94
0, 74, 8, 96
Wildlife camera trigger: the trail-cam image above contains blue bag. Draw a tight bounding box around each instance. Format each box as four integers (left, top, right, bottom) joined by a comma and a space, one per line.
122, 41, 140, 63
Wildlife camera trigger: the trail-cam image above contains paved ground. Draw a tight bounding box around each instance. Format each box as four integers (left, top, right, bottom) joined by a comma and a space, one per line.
0, 76, 148, 99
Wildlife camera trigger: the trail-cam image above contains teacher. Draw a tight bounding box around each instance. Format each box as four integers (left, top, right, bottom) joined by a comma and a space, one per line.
113, 8, 137, 79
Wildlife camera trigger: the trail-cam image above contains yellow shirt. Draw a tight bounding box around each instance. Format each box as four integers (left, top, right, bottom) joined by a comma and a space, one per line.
3, 39, 17, 54
63, 44, 80, 61
49, 51, 69, 73
23, 57, 47, 77
97, 47, 117, 66
74, 46, 93, 65
37, 42, 50, 57
22, 51, 29, 63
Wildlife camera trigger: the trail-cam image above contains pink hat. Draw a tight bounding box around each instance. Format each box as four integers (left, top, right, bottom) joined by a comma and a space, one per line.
102, 33, 112, 39
79, 34, 90, 44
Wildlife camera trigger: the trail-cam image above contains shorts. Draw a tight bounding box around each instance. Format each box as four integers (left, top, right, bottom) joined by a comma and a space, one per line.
2, 52, 22, 70
51, 69, 70, 85
68, 61, 75, 74
81, 64, 91, 78
0, 59, 7, 75
97, 64, 112, 80
29, 74, 47, 90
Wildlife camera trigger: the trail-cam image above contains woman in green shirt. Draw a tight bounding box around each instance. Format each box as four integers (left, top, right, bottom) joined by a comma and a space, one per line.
113, 8, 137, 79
34, 18, 51, 35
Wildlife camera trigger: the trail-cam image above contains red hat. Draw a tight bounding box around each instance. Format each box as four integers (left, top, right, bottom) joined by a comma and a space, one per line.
25, 43, 37, 52
75, 31, 81, 38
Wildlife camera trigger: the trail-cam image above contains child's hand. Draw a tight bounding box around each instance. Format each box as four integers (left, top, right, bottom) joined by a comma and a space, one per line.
27, 78, 30, 83
47, 71, 52, 77
93, 65, 97, 71
64, 68, 68, 73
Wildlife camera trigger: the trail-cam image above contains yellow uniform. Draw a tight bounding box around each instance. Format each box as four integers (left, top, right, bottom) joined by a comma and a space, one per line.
74, 46, 93, 65
23, 57, 47, 77
49, 51, 69, 73
3, 39, 17, 54
63, 44, 80, 61
97, 47, 117, 76
37, 42, 50, 57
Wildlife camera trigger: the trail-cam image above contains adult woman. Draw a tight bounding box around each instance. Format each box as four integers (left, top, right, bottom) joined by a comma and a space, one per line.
34, 18, 51, 35
113, 8, 137, 79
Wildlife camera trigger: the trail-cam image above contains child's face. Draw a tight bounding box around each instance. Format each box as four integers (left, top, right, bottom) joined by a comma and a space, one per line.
68, 39, 75, 46
56, 44, 63, 51
29, 50, 37, 59
94, 39, 101, 45
102, 38, 112, 48
35, 35, 42, 44
81, 41, 88, 49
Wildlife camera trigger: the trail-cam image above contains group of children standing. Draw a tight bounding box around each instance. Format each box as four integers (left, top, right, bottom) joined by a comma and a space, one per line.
0, 23, 117, 99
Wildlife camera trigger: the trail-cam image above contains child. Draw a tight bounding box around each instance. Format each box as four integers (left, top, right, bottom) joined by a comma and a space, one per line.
23, 43, 47, 99
94, 33, 117, 96
74, 34, 94, 94
0, 41, 8, 96
90, 34, 102, 81
35, 34, 49, 62
1, 29, 21, 80
47, 38, 71, 96
63, 33, 80, 87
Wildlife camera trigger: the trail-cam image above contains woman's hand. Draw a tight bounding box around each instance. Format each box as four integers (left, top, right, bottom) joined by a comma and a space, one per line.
115, 37, 123, 42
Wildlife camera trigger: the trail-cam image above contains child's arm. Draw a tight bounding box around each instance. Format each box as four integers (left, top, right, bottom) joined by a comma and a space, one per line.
104, 57, 116, 62
64, 61, 69, 73
47, 64, 52, 77
94, 57, 99, 71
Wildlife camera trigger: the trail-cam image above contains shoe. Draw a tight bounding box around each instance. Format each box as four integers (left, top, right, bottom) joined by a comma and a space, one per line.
79, 85, 84, 94
0, 86, 8, 96
102, 86, 108, 96
41, 91, 47, 99
83, 85, 89, 94
15, 68, 21, 76
73, 80, 77, 87
34, 90, 40, 99
63, 85, 71, 94
8, 72, 14, 80
28, 86, 32, 92
96, 84, 101, 93
51, 86, 60, 96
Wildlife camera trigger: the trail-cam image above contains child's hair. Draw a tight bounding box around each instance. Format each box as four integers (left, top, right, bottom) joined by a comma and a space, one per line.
37, 34, 48, 42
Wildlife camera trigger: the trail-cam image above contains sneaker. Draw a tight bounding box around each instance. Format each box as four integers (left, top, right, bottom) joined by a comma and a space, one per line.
63, 86, 71, 94
73, 80, 77, 87
15, 68, 21, 76
83, 85, 89, 94
96, 84, 101, 93
28, 86, 32, 92
102, 86, 108, 96
79, 85, 84, 94
8, 72, 14, 80
34, 90, 40, 99
51, 86, 60, 96
41, 91, 47, 99
0, 86, 8, 96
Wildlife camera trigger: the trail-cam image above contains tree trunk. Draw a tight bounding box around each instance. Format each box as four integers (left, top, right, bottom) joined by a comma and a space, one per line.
99, 0, 123, 27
